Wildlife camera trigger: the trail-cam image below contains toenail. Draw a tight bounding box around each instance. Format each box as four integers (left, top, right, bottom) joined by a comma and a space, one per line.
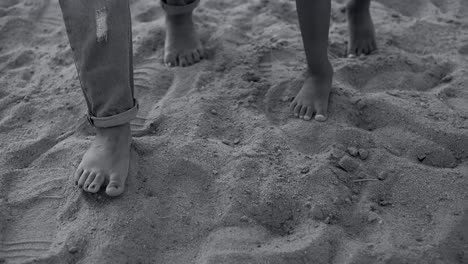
315, 114, 327, 122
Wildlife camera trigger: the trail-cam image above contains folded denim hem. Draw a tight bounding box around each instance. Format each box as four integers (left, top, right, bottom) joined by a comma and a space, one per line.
161, 0, 200, 15
87, 100, 139, 128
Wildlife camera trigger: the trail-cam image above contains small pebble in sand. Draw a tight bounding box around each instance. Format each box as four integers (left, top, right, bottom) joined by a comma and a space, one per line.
441, 75, 453, 83
358, 149, 369, 160
379, 200, 392, 206
367, 212, 379, 223
346, 147, 359, 157
417, 153, 426, 162
210, 109, 217, 115
222, 139, 231, 145
337, 156, 359, 172
242, 72, 261, 82
240, 215, 249, 222
212, 170, 218, 175
68, 246, 79, 254
233, 138, 241, 145
378, 171, 388, 181
300, 167, 310, 174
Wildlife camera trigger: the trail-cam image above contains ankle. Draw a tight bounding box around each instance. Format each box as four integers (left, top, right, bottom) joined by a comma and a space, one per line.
166, 12, 193, 25
307, 60, 333, 78
95, 123, 131, 138
346, 0, 370, 14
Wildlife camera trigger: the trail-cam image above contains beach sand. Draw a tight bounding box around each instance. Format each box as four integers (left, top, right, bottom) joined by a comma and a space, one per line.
0, 0, 467, 263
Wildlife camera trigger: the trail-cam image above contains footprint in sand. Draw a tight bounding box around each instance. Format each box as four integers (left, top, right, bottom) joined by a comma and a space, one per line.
259, 48, 306, 125
33, 0, 64, 32
335, 55, 453, 93
135, 5, 163, 23
0, 168, 70, 263
196, 225, 335, 264
0, 0, 19, 9
130, 62, 173, 136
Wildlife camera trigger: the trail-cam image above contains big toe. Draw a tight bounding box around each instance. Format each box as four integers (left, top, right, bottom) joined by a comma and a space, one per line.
105, 174, 125, 196
315, 102, 328, 122
164, 53, 177, 67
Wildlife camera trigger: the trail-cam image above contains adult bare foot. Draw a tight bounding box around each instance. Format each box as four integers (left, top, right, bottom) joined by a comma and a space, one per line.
164, 0, 203, 67
74, 123, 131, 196
290, 62, 333, 121
346, 1, 376, 57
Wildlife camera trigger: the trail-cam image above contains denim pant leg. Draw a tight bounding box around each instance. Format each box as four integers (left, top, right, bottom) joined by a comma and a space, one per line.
161, 0, 200, 15
59, 0, 138, 128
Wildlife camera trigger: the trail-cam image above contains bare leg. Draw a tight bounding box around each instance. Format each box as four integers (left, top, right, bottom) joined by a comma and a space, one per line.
291, 0, 333, 121
163, 0, 203, 67
346, 0, 376, 57
60, 0, 136, 196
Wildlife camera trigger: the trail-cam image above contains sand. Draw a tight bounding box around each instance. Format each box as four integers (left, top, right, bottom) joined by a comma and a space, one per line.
0, 0, 467, 263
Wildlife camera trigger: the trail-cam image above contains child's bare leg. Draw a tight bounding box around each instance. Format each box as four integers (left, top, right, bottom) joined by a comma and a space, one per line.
291, 0, 333, 121
60, 0, 137, 196
346, 0, 376, 57
163, 0, 203, 67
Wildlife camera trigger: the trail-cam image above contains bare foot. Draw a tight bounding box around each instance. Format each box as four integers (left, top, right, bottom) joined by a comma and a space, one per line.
74, 123, 131, 196
346, 2, 376, 57
164, 0, 203, 67
290, 63, 333, 121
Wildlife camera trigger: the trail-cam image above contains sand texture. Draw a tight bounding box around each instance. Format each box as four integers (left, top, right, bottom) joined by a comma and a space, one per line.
1, 0, 468, 263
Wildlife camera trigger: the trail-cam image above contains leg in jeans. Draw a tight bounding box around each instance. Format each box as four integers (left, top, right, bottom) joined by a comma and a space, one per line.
162, 0, 203, 67
59, 0, 138, 196
291, 0, 333, 121
346, 0, 376, 57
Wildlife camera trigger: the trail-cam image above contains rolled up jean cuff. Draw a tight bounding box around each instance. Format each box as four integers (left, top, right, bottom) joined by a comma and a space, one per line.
161, 0, 200, 15
87, 99, 139, 128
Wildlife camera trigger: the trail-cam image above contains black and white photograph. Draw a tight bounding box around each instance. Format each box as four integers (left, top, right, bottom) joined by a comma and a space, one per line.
0, 0, 467, 263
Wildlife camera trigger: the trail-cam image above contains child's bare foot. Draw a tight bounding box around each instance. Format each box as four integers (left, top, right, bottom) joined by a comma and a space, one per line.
290, 63, 333, 121
74, 123, 131, 196
346, 1, 376, 57
164, 0, 203, 67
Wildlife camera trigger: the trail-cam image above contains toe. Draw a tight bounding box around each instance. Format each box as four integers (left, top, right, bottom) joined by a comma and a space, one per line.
74, 167, 84, 185
289, 100, 298, 112
293, 104, 302, 117
178, 55, 188, 67
164, 53, 177, 67
299, 106, 307, 119
192, 51, 201, 63
315, 102, 328, 122
196, 48, 204, 59
304, 107, 314, 121
77, 171, 90, 188
371, 40, 377, 52
354, 45, 362, 57
88, 174, 105, 193
185, 53, 195, 66
105, 174, 125, 197
83, 172, 97, 191
362, 45, 370, 55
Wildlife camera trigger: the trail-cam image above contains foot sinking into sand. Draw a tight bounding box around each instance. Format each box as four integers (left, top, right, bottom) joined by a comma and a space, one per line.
346, 0, 377, 57
291, 0, 376, 121
164, 0, 203, 67
74, 124, 131, 197
290, 62, 333, 122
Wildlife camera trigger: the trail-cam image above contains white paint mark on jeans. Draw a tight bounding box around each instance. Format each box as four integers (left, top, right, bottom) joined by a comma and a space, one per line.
96, 8, 108, 43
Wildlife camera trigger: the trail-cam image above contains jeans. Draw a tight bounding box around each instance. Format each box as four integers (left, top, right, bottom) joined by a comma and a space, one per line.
59, 0, 199, 127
